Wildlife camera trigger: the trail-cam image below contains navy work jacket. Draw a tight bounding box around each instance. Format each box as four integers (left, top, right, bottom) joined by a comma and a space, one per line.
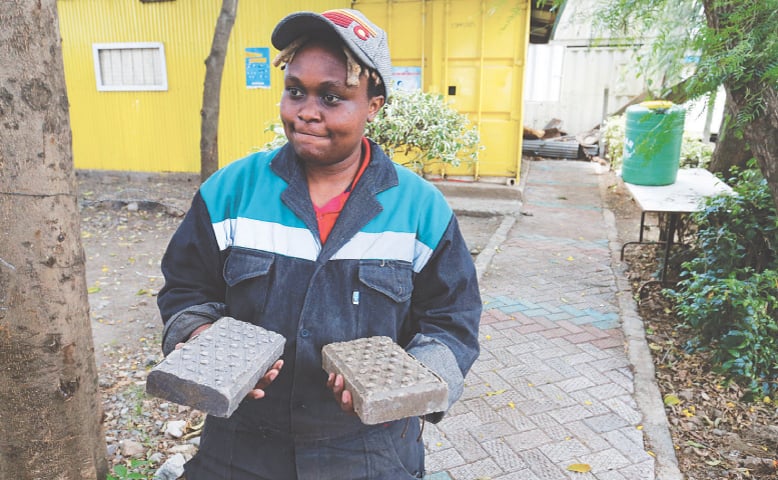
157, 140, 481, 443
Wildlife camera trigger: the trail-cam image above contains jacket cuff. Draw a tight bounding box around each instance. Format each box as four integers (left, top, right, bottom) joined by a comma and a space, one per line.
406, 333, 464, 424
161, 302, 228, 356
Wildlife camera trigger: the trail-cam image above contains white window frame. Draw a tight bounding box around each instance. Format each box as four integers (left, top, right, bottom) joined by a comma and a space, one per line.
92, 42, 168, 92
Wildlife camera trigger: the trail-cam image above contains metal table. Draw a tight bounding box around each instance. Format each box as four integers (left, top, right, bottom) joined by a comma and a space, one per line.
620, 168, 733, 293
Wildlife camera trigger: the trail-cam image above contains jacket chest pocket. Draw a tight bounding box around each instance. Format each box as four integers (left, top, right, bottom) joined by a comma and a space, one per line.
223, 248, 275, 319
357, 260, 414, 338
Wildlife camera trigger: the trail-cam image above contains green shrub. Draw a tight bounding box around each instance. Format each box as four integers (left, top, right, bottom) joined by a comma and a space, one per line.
258, 90, 482, 173
365, 90, 482, 171
670, 167, 778, 399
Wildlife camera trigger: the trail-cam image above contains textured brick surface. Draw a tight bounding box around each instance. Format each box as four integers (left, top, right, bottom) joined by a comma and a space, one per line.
321, 336, 448, 425
146, 317, 285, 418
419, 161, 661, 479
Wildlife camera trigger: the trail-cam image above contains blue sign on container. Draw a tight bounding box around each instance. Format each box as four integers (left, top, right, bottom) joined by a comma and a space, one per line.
246, 47, 270, 89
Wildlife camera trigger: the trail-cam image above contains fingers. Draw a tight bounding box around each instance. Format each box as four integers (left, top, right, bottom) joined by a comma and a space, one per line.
248, 360, 285, 399
326, 373, 354, 413
175, 324, 214, 350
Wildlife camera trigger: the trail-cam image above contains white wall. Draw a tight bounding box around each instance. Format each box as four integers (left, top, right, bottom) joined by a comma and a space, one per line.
523, 0, 720, 139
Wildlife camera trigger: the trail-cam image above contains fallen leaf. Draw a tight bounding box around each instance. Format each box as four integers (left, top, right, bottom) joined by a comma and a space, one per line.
664, 394, 681, 406
566, 463, 591, 473
486, 389, 506, 397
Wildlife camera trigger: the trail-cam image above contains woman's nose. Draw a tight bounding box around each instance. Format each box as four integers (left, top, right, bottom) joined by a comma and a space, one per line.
297, 97, 320, 122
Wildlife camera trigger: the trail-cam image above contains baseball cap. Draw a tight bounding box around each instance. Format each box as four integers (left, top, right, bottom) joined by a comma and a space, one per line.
272, 9, 392, 97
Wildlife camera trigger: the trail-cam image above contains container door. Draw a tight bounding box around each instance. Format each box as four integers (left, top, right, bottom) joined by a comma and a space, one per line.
355, 0, 529, 183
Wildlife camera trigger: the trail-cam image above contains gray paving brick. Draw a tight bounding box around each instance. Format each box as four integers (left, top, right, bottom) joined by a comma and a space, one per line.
425, 447, 465, 472
492, 469, 542, 480
423, 424, 448, 452
603, 368, 636, 393
518, 449, 569, 480
462, 397, 504, 425
469, 420, 519, 440
603, 428, 652, 463
145, 317, 285, 418
445, 430, 488, 462
617, 459, 655, 479
505, 428, 553, 451
549, 404, 596, 424
583, 447, 631, 472
482, 439, 529, 472
603, 395, 643, 424
538, 438, 591, 463
448, 458, 503, 480
584, 413, 630, 433
557, 376, 596, 393
565, 420, 613, 451
438, 411, 483, 435
321, 336, 448, 425
585, 383, 630, 401
498, 408, 539, 433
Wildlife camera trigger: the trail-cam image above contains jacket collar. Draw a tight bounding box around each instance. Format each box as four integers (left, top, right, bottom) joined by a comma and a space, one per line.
270, 139, 400, 260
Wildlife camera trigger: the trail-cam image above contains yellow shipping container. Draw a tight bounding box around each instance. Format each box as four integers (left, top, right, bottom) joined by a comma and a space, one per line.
58, 0, 528, 181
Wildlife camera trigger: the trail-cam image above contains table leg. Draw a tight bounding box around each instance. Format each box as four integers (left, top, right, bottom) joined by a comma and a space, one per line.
638, 213, 679, 297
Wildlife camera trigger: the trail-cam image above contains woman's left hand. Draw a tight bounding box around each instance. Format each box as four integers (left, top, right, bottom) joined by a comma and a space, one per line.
326, 373, 356, 414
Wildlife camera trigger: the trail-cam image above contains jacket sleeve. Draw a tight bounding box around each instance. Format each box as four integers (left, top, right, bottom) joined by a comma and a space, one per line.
406, 215, 481, 422
157, 191, 228, 355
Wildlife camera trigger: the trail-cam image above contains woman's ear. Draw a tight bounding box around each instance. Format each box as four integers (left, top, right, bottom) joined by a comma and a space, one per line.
366, 95, 385, 122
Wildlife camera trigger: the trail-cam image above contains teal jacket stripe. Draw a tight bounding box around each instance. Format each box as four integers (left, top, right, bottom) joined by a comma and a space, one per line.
199, 147, 453, 255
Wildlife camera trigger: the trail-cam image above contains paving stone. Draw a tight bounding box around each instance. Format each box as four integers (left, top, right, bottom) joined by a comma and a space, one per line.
482, 439, 529, 472
505, 428, 553, 451
584, 413, 630, 433
425, 447, 466, 472
538, 438, 591, 463
518, 449, 569, 480
602, 396, 643, 424
445, 430, 489, 462
583, 447, 631, 472
447, 457, 503, 480
145, 317, 285, 418
321, 336, 448, 425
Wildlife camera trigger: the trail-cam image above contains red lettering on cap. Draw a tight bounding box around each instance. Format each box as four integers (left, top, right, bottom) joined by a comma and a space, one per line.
322, 10, 376, 40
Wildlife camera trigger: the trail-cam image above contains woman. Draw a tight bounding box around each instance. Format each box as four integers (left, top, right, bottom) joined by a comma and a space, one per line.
157, 9, 481, 479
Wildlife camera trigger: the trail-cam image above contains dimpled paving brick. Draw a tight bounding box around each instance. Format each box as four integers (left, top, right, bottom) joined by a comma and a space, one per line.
146, 317, 285, 418
321, 336, 449, 425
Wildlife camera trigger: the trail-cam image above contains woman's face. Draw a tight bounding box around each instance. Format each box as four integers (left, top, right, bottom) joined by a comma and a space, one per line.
280, 41, 384, 168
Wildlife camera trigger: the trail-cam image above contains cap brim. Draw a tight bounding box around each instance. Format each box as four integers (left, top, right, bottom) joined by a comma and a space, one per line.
272, 12, 339, 51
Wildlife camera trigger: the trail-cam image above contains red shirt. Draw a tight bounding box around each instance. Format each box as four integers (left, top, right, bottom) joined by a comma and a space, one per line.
313, 138, 371, 244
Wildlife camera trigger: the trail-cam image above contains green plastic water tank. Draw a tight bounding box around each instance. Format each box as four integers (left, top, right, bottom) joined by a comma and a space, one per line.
621, 101, 686, 186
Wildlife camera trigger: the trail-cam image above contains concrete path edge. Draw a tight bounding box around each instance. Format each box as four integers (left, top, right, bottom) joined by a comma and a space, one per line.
599, 181, 684, 480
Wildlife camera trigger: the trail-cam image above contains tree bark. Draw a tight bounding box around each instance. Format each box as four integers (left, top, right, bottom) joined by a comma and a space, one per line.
702, 0, 778, 212
0, 1, 108, 478
200, 0, 239, 183
735, 85, 778, 210
708, 90, 752, 177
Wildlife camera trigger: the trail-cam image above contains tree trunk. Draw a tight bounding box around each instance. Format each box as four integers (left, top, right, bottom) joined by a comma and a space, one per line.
0, 1, 108, 478
734, 84, 778, 211
701, 0, 778, 213
200, 0, 239, 183
708, 90, 752, 177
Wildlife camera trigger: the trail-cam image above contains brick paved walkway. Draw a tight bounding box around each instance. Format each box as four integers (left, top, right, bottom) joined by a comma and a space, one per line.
424, 160, 658, 479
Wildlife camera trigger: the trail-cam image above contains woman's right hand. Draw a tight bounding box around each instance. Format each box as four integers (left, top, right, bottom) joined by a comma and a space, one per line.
174, 323, 213, 350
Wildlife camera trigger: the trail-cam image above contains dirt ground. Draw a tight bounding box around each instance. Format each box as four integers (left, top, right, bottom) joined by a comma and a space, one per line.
78, 165, 778, 478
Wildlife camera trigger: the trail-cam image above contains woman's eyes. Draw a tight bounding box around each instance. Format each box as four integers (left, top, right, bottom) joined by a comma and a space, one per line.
286, 87, 303, 97
285, 87, 341, 105
322, 94, 341, 105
